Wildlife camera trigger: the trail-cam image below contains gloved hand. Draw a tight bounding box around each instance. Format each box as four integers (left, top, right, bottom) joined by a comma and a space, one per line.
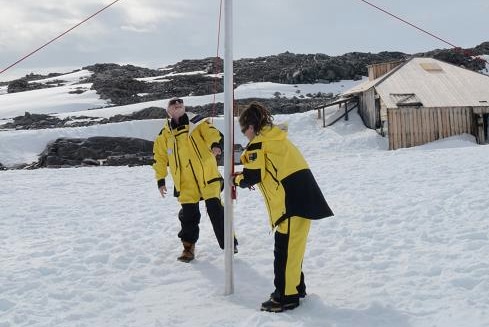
230, 172, 242, 187
231, 172, 255, 190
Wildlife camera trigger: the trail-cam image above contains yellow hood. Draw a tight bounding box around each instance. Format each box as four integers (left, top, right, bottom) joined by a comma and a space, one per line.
254, 124, 288, 142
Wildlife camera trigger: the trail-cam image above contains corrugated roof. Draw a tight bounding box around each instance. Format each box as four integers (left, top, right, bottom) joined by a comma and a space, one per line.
342, 61, 406, 96
341, 57, 489, 109
341, 77, 379, 96
375, 57, 489, 108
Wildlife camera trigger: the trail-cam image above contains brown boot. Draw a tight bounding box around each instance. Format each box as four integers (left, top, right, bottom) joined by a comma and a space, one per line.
177, 241, 195, 263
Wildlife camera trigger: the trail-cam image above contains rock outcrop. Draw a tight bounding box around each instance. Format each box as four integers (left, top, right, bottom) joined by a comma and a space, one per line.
37, 136, 154, 168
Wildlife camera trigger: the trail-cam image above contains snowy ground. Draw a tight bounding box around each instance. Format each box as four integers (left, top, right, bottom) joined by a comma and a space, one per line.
1, 75, 489, 326
1, 110, 489, 327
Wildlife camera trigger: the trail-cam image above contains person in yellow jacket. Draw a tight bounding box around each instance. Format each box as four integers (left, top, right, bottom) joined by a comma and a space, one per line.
232, 102, 333, 312
153, 97, 237, 262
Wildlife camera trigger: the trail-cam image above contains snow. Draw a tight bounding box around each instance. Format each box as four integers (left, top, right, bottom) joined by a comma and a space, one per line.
0, 83, 109, 119
1, 79, 489, 327
481, 55, 489, 74
28, 70, 94, 85
0, 69, 362, 120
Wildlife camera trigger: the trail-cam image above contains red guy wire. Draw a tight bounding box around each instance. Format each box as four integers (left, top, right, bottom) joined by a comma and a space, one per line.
210, 0, 223, 119
359, 0, 487, 64
358, 0, 458, 49
0, 0, 124, 75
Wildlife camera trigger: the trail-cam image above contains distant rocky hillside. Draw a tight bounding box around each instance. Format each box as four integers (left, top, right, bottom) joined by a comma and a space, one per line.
80, 44, 488, 106
6, 42, 489, 107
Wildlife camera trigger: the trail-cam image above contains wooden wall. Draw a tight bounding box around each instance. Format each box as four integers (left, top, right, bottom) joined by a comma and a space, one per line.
358, 88, 378, 129
387, 106, 473, 150
368, 61, 403, 80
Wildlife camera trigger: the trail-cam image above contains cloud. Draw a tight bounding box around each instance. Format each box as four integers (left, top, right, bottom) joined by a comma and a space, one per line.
0, 2, 94, 51
1, 0, 487, 75
0, 0, 190, 52
120, 25, 156, 33
118, 1, 186, 28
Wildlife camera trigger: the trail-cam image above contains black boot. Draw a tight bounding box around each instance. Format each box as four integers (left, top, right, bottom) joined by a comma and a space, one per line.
260, 295, 299, 312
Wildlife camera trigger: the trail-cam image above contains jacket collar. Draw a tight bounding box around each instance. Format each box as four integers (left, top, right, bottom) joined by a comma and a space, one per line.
167, 112, 208, 135
170, 113, 189, 129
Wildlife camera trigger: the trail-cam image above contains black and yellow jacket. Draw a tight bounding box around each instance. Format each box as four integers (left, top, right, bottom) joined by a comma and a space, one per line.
234, 124, 333, 228
152, 113, 223, 199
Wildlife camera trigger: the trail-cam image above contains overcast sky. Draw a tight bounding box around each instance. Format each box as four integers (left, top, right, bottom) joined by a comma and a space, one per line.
0, 0, 488, 80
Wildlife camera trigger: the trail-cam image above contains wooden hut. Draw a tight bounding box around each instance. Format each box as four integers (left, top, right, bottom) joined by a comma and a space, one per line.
342, 57, 489, 150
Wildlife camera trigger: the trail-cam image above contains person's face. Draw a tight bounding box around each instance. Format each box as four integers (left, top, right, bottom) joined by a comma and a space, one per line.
167, 98, 185, 119
241, 124, 255, 141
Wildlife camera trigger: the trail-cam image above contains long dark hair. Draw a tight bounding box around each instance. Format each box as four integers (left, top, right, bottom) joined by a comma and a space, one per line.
239, 101, 274, 134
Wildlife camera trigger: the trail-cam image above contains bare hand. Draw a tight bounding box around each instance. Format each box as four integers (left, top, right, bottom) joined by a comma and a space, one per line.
159, 185, 167, 198
212, 147, 222, 157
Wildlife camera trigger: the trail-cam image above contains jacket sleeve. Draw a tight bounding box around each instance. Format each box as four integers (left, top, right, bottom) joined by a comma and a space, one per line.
234, 143, 265, 188
199, 121, 223, 151
152, 129, 169, 186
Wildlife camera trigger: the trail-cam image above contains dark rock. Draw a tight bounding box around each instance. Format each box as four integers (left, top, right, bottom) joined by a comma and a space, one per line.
82, 158, 100, 166
7, 78, 55, 93
416, 47, 487, 72
90, 76, 149, 105
106, 154, 154, 166
0, 112, 65, 130
37, 136, 154, 168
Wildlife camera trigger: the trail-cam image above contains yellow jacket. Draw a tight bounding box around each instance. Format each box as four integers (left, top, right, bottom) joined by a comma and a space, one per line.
153, 113, 223, 201
234, 124, 333, 228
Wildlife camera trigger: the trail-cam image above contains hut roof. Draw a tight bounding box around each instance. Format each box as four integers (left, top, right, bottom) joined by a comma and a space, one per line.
342, 57, 489, 108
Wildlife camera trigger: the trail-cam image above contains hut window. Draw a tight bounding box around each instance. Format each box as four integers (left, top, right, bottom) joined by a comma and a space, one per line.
390, 93, 423, 107
420, 62, 443, 72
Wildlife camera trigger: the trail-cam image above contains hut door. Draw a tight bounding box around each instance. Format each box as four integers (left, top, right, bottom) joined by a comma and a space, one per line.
485, 114, 489, 144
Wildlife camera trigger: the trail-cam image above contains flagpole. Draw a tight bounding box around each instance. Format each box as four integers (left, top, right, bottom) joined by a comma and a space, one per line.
223, 0, 234, 295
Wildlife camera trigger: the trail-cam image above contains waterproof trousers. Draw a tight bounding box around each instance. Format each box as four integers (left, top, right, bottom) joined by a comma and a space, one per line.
178, 198, 226, 248
273, 216, 311, 303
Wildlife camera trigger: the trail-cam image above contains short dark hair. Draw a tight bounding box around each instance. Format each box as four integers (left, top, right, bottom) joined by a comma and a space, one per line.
239, 102, 273, 134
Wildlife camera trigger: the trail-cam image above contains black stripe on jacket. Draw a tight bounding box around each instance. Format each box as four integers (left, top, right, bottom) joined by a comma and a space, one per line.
246, 142, 262, 151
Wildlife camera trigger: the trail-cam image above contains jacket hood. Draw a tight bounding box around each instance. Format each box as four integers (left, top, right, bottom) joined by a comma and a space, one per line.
255, 124, 288, 142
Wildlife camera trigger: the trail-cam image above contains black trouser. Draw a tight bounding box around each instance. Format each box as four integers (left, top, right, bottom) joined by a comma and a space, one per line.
178, 197, 235, 249
272, 217, 309, 303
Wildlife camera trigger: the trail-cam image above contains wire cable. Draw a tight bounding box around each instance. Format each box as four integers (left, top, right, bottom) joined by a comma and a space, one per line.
0, 0, 124, 75
210, 0, 223, 119
358, 0, 458, 48
358, 0, 487, 64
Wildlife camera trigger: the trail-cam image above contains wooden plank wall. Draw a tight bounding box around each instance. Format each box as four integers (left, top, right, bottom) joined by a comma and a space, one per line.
358, 89, 377, 129
387, 107, 473, 150
368, 61, 402, 80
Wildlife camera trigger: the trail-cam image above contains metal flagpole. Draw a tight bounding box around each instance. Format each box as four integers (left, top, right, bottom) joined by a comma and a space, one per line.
223, 0, 234, 295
